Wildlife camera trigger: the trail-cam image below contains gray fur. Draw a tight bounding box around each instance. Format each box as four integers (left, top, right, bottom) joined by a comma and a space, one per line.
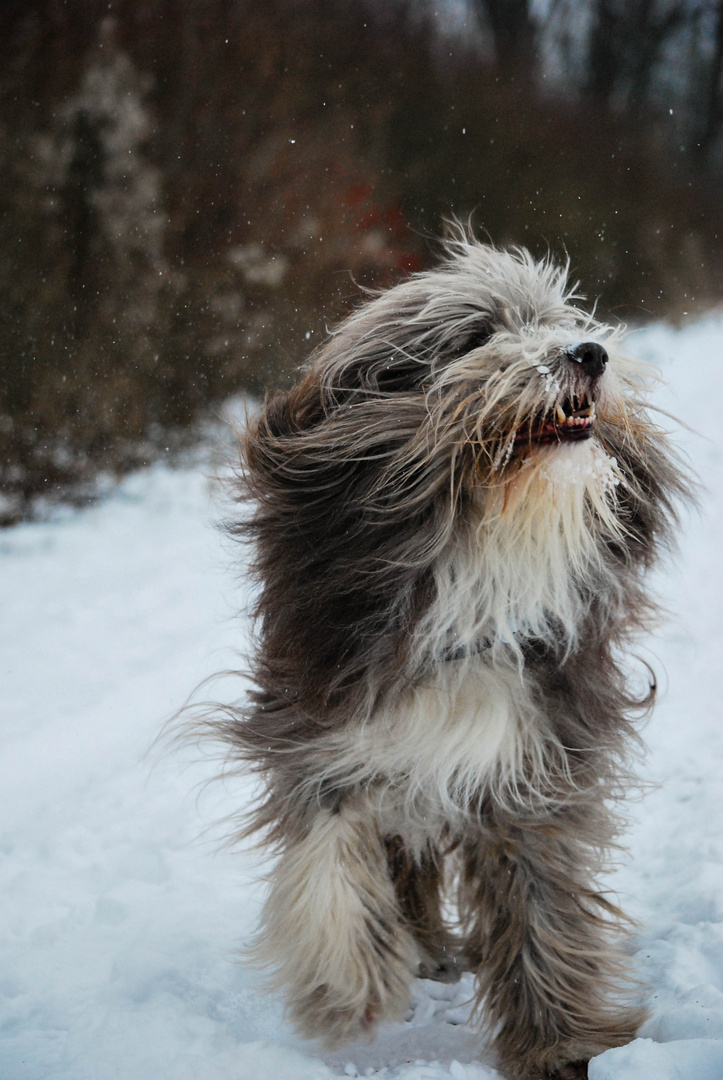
202, 234, 690, 1079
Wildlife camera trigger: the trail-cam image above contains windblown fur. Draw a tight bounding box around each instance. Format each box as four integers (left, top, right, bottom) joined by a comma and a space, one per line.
210, 236, 689, 1079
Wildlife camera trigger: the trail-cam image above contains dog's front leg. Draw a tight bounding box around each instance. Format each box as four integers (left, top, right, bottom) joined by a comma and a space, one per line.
459, 805, 646, 1080
252, 798, 420, 1047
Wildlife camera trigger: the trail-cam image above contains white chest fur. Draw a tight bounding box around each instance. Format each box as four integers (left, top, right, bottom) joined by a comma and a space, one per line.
415, 440, 624, 664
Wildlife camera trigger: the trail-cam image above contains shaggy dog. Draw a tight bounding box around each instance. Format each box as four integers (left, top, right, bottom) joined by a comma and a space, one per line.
212, 236, 688, 1079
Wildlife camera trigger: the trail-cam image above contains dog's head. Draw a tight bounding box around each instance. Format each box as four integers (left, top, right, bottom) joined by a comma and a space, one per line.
243, 235, 688, 690
282, 236, 670, 512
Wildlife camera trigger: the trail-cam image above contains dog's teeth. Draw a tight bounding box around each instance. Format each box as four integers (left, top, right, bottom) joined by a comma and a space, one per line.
579, 395, 595, 418
556, 405, 566, 424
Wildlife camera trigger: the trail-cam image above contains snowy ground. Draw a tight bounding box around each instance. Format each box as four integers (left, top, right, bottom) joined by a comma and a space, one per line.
2, 315, 723, 1080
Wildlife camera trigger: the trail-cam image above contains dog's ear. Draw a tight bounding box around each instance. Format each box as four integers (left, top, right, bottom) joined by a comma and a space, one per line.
320, 342, 432, 397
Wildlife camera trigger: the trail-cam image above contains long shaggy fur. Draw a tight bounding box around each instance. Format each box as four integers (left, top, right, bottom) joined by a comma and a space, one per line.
206, 235, 690, 1079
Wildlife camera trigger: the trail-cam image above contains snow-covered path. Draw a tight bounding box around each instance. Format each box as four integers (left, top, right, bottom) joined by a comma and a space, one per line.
2, 318, 723, 1080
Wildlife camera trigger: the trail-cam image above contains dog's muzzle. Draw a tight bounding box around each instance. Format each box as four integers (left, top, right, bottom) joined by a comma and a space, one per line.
516, 340, 608, 446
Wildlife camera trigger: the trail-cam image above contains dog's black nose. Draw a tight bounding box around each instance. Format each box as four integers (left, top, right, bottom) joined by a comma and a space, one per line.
566, 341, 608, 378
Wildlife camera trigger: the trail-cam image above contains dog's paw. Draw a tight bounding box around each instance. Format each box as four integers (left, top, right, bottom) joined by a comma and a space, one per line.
290, 983, 374, 1046
290, 980, 410, 1048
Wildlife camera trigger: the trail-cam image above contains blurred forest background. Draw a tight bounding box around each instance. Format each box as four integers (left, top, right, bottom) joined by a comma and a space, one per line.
2, 0, 723, 521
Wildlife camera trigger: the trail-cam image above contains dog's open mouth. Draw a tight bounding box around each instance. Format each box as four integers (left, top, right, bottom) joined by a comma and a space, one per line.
516, 391, 596, 445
